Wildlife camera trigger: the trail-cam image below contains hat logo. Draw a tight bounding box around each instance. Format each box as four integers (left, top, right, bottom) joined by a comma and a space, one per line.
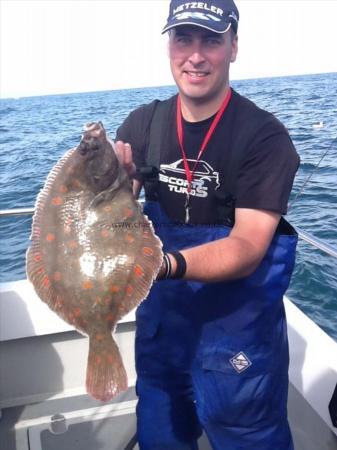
173, 3, 224, 17
229, 11, 238, 22
175, 11, 221, 23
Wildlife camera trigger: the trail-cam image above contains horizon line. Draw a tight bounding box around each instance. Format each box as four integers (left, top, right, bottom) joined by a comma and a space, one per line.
1, 71, 336, 101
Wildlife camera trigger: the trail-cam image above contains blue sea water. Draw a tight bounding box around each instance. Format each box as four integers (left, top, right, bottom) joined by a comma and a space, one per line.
1, 73, 336, 340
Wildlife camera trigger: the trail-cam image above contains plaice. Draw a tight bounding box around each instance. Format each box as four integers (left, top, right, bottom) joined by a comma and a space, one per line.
26, 122, 163, 402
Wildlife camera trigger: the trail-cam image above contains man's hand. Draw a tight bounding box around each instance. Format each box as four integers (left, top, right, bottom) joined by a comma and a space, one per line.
115, 141, 136, 178
114, 140, 142, 199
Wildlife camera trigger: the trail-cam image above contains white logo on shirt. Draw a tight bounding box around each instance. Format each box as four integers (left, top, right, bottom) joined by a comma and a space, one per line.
159, 159, 220, 198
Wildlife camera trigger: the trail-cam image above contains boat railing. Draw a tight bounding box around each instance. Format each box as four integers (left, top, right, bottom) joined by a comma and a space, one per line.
1, 207, 337, 260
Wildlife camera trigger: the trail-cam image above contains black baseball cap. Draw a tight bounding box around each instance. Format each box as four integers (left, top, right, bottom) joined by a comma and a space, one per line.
162, 0, 239, 35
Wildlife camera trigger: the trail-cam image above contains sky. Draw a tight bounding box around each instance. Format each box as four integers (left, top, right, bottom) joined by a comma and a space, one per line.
1, 0, 337, 99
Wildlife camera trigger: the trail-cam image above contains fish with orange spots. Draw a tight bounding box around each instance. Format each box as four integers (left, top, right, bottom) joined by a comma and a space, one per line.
26, 122, 163, 401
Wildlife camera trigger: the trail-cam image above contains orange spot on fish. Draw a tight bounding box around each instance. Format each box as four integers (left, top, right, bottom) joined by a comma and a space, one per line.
106, 313, 114, 322
46, 233, 55, 242
69, 240, 78, 249
106, 354, 114, 364
72, 179, 81, 188
83, 280, 94, 290
104, 205, 112, 212
38, 267, 45, 274
125, 233, 135, 243
33, 253, 42, 262
94, 296, 102, 305
109, 285, 120, 294
59, 184, 68, 193
95, 355, 102, 365
134, 264, 144, 277
95, 334, 104, 342
123, 207, 133, 218
53, 271, 62, 281
51, 196, 63, 206
73, 308, 81, 317
43, 276, 50, 287
101, 229, 109, 238
126, 285, 133, 296
142, 246, 154, 257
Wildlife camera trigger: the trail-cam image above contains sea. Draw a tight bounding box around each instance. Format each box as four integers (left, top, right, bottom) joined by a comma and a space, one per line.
1, 72, 336, 340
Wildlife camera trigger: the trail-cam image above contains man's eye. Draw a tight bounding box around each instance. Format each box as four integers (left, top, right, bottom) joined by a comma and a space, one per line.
176, 36, 190, 44
205, 38, 221, 46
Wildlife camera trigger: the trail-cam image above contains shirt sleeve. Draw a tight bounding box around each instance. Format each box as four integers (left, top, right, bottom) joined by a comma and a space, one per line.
235, 119, 300, 215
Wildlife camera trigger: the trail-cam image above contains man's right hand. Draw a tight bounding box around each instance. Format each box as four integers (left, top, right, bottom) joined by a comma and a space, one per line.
114, 140, 142, 198
115, 141, 136, 178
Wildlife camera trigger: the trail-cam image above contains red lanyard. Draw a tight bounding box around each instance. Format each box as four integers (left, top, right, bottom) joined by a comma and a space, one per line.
176, 88, 232, 193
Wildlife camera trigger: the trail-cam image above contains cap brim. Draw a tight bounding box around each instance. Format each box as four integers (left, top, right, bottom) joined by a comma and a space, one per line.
162, 20, 232, 35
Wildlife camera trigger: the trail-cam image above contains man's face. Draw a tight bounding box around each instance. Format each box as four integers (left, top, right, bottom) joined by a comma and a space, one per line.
168, 25, 238, 104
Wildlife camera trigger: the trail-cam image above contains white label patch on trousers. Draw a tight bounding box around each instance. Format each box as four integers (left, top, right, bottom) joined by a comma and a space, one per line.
230, 352, 252, 373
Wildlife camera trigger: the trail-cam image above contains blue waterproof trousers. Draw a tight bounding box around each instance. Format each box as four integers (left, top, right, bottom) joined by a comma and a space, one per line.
135, 202, 297, 450
135, 303, 294, 450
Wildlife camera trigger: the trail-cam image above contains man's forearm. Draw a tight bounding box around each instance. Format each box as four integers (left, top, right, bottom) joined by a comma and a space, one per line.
174, 235, 264, 283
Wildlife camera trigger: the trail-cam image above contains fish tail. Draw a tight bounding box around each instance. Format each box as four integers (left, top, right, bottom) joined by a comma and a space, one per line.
86, 332, 128, 402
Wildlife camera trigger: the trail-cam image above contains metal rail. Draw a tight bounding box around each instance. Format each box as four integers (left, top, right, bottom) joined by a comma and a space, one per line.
0, 207, 34, 217
296, 229, 337, 259
0, 207, 337, 260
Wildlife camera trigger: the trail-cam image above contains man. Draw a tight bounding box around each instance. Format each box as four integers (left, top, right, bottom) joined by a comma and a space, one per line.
115, 1, 299, 449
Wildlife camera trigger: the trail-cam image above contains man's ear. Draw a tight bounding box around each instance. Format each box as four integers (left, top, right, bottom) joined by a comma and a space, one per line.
231, 35, 238, 63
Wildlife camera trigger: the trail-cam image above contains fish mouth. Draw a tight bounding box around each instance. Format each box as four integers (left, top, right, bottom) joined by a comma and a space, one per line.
78, 139, 101, 156
78, 122, 107, 156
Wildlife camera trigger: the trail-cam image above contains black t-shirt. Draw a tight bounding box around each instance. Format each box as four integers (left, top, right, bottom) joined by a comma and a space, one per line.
116, 89, 300, 225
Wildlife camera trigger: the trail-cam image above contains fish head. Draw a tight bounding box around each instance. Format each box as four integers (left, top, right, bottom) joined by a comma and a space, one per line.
77, 122, 121, 192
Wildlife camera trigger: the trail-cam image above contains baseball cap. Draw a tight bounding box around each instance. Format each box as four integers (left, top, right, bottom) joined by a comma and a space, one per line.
162, 0, 239, 35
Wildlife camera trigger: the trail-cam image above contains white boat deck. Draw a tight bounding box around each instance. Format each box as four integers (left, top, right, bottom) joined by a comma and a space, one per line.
0, 280, 337, 449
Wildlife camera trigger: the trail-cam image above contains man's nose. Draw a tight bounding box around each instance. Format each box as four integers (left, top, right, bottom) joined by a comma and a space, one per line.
188, 42, 206, 65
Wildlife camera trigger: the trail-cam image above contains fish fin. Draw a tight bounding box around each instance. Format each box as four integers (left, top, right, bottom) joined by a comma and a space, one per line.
26, 242, 70, 320
26, 245, 58, 307
119, 216, 163, 314
30, 147, 77, 239
86, 332, 128, 402
26, 148, 77, 311
26, 244, 74, 328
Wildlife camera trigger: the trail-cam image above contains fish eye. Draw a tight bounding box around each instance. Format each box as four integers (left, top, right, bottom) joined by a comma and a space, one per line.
92, 143, 100, 152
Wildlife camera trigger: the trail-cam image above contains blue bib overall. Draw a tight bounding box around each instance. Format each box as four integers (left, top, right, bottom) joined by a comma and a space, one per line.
135, 201, 297, 450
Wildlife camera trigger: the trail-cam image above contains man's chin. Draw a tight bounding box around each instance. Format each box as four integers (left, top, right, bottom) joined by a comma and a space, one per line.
179, 89, 215, 104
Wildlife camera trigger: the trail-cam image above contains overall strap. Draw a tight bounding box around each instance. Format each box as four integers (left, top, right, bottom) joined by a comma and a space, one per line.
139, 100, 171, 201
